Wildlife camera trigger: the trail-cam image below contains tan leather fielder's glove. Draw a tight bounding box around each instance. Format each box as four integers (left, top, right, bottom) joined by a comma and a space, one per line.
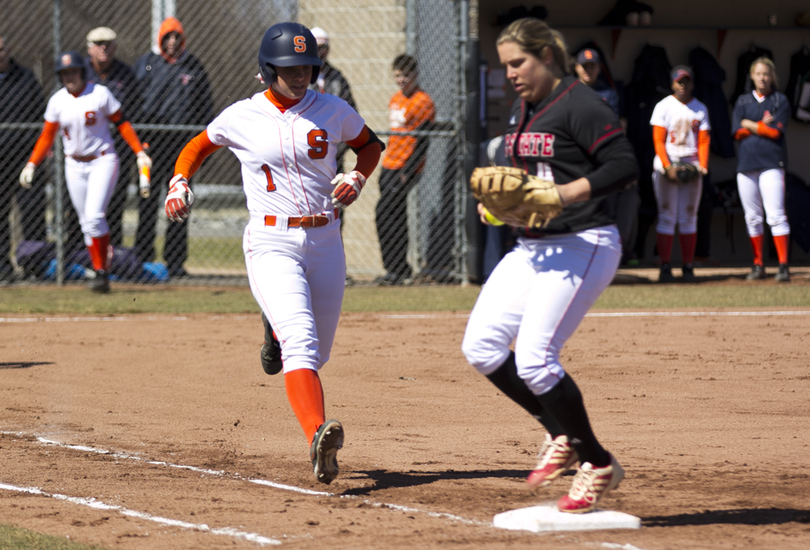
470, 166, 563, 228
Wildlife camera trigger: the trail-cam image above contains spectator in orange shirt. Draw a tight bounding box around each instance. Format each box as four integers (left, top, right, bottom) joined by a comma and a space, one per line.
375, 54, 435, 285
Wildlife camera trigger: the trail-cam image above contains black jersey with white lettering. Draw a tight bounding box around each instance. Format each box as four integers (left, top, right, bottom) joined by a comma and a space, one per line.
503, 75, 638, 235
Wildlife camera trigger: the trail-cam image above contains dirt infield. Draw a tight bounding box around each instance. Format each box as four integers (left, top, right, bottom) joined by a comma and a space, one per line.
1, 309, 809, 549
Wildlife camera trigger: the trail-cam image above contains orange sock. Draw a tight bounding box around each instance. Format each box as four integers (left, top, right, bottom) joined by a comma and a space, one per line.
284, 368, 325, 445
88, 234, 110, 271
749, 235, 764, 266
773, 234, 790, 265
656, 233, 674, 264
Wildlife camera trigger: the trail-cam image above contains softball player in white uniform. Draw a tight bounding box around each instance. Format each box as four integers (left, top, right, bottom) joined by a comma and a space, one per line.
165, 23, 383, 484
20, 51, 150, 292
462, 18, 638, 513
649, 66, 710, 283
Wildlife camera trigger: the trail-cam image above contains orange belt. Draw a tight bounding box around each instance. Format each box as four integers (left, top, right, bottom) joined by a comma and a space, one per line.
265, 214, 330, 228
70, 151, 107, 162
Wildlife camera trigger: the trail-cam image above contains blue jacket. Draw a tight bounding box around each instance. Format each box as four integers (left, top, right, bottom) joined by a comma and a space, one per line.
732, 90, 789, 172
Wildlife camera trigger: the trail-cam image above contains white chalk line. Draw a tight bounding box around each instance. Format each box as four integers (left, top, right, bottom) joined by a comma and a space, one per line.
586, 310, 810, 317
0, 481, 280, 546
0, 315, 257, 323
0, 431, 489, 539
600, 543, 649, 550
3, 310, 810, 324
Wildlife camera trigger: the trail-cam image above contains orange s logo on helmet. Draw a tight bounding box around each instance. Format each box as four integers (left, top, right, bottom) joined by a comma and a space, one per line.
293, 36, 306, 53
61, 54, 72, 66
584, 50, 593, 60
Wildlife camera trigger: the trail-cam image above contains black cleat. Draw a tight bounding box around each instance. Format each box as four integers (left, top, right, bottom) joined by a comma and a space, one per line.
681, 264, 697, 283
89, 270, 110, 293
775, 264, 790, 282
260, 312, 282, 375
746, 264, 767, 280
658, 263, 676, 283
310, 419, 344, 484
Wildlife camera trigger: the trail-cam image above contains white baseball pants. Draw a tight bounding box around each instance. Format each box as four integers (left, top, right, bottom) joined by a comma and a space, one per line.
462, 226, 621, 396
65, 154, 119, 244
652, 168, 702, 235
243, 214, 345, 374
736, 168, 789, 237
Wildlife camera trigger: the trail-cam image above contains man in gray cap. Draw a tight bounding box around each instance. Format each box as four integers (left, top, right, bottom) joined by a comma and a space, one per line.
81, 27, 141, 251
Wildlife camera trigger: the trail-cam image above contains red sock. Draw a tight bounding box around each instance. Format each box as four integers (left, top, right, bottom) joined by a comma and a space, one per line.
88, 234, 110, 272
749, 235, 764, 266
285, 368, 325, 445
679, 233, 697, 265
773, 234, 790, 265
656, 233, 674, 264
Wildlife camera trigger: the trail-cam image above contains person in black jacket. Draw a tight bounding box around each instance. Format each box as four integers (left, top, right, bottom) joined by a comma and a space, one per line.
0, 35, 46, 281
133, 17, 214, 277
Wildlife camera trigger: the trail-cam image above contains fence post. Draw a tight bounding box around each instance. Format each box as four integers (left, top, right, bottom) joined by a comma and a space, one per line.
52, 0, 65, 285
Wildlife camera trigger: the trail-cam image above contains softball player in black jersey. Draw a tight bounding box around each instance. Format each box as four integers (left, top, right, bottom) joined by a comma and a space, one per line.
461, 18, 638, 513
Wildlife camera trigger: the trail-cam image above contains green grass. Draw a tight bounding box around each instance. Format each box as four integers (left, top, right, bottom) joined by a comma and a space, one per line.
0, 524, 105, 550
594, 283, 810, 309
2, 282, 810, 315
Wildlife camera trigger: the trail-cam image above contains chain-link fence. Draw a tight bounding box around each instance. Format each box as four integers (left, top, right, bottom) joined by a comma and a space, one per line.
0, 0, 473, 287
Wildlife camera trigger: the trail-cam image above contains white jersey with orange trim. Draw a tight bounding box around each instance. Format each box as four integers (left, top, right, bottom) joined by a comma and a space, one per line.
649, 95, 710, 172
44, 82, 121, 158
206, 89, 364, 217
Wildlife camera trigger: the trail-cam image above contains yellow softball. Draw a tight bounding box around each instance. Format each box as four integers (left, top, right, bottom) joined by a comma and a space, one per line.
483, 207, 504, 226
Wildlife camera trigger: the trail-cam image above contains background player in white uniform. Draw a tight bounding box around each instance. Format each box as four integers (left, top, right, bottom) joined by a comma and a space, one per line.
649, 66, 710, 283
732, 57, 791, 282
20, 51, 151, 292
164, 23, 383, 484
461, 18, 638, 513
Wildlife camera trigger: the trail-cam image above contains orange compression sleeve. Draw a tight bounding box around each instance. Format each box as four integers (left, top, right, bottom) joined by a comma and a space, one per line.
756, 121, 781, 140
652, 125, 671, 168
28, 121, 59, 166
174, 130, 222, 178
345, 126, 382, 179
698, 129, 711, 170
734, 128, 752, 140
116, 120, 144, 154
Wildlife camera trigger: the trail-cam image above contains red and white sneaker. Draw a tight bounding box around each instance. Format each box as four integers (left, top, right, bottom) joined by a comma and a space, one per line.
557, 453, 624, 513
526, 434, 578, 488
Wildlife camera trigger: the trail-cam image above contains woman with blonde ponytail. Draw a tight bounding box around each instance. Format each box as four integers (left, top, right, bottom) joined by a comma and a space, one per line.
462, 17, 638, 513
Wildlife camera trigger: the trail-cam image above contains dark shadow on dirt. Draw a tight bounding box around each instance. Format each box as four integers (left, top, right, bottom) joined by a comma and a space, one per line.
0, 361, 53, 369
342, 468, 529, 496
643, 508, 810, 527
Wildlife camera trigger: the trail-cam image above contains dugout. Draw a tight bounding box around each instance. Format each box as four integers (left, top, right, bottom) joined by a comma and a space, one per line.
474, 0, 810, 267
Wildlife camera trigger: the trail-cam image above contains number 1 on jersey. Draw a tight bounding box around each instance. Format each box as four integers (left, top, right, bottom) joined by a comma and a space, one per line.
261, 164, 276, 192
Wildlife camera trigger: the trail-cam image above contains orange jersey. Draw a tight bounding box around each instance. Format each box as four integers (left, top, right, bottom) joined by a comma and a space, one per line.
382, 89, 435, 171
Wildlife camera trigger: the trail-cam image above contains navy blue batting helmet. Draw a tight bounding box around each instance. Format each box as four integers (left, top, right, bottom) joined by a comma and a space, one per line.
55, 51, 86, 79
258, 22, 322, 85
